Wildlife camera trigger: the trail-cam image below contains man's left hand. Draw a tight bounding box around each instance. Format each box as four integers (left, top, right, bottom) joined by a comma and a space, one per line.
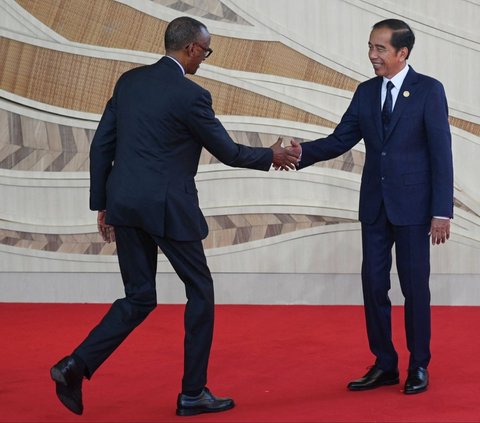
430, 217, 450, 245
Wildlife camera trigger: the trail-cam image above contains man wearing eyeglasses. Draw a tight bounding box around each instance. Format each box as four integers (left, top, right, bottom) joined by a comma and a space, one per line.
50, 16, 299, 417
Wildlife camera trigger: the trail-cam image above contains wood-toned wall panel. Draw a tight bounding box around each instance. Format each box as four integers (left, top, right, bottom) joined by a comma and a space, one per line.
0, 144, 21, 163
0, 38, 335, 127
16, 0, 168, 53
0, 214, 356, 254
7, 3, 480, 135
15, 0, 359, 90
0, 37, 135, 113
28, 151, 61, 171
46, 122, 64, 152
0, 108, 95, 171
0, 108, 340, 171
449, 116, 480, 137
195, 76, 335, 127
208, 38, 359, 91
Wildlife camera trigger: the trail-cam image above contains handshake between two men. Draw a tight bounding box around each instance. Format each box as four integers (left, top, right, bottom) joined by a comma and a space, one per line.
270, 138, 302, 170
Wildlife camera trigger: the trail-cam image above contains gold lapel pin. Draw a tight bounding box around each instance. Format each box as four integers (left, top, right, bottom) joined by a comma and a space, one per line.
403, 90, 410, 97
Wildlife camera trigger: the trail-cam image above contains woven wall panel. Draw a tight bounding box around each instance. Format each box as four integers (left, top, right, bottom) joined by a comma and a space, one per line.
11, 2, 479, 135
15, 0, 359, 90
449, 116, 480, 137
194, 76, 335, 127
0, 37, 136, 113
0, 38, 334, 127
207, 38, 358, 91
16, 0, 168, 53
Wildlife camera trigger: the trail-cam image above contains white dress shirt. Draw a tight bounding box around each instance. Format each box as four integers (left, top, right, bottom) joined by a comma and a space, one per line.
381, 64, 410, 110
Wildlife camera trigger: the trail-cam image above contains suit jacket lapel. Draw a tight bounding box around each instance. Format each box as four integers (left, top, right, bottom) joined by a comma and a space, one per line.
372, 77, 384, 141
384, 67, 419, 142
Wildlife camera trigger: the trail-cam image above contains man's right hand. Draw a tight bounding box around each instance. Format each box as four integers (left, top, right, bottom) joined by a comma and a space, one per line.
270, 138, 300, 170
97, 210, 115, 243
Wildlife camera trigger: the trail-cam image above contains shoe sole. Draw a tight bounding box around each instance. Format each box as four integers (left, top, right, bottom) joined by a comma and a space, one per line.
176, 402, 235, 416
348, 378, 400, 391
404, 386, 428, 395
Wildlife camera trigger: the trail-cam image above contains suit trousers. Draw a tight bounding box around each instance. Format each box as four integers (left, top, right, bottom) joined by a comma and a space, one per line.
360, 204, 431, 371
74, 225, 214, 392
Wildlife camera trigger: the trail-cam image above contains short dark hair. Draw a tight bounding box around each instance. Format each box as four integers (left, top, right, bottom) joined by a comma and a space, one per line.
164, 17, 207, 51
373, 19, 415, 59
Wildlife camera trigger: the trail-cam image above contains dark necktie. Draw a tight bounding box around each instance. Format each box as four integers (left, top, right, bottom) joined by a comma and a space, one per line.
382, 81, 394, 136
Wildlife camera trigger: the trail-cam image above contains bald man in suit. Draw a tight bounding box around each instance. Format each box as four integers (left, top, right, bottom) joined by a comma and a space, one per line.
50, 16, 299, 417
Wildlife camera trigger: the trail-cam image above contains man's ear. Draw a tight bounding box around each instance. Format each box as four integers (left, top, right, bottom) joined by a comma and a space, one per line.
399, 46, 408, 61
185, 43, 194, 57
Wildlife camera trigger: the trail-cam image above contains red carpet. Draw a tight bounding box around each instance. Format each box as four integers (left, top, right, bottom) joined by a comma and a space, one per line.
1, 303, 480, 422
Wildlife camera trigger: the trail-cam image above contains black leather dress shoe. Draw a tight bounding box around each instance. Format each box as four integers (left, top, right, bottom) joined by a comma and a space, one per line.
176, 387, 234, 416
348, 365, 399, 391
404, 367, 428, 394
50, 356, 85, 415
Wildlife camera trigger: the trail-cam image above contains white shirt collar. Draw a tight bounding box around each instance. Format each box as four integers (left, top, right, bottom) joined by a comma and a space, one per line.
382, 64, 410, 107
383, 64, 409, 90
165, 55, 185, 76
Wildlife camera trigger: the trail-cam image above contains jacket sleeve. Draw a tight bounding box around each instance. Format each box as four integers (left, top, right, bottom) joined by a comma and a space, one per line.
298, 88, 363, 169
89, 95, 117, 211
186, 90, 273, 171
425, 81, 454, 218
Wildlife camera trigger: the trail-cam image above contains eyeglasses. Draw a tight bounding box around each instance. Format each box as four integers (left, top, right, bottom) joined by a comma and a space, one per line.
193, 42, 213, 58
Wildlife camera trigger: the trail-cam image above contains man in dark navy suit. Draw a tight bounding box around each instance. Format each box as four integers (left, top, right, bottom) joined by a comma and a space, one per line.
50, 16, 299, 417
291, 19, 453, 395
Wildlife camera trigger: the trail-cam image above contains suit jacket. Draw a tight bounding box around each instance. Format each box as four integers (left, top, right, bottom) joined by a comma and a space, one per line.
298, 67, 454, 225
90, 57, 273, 240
